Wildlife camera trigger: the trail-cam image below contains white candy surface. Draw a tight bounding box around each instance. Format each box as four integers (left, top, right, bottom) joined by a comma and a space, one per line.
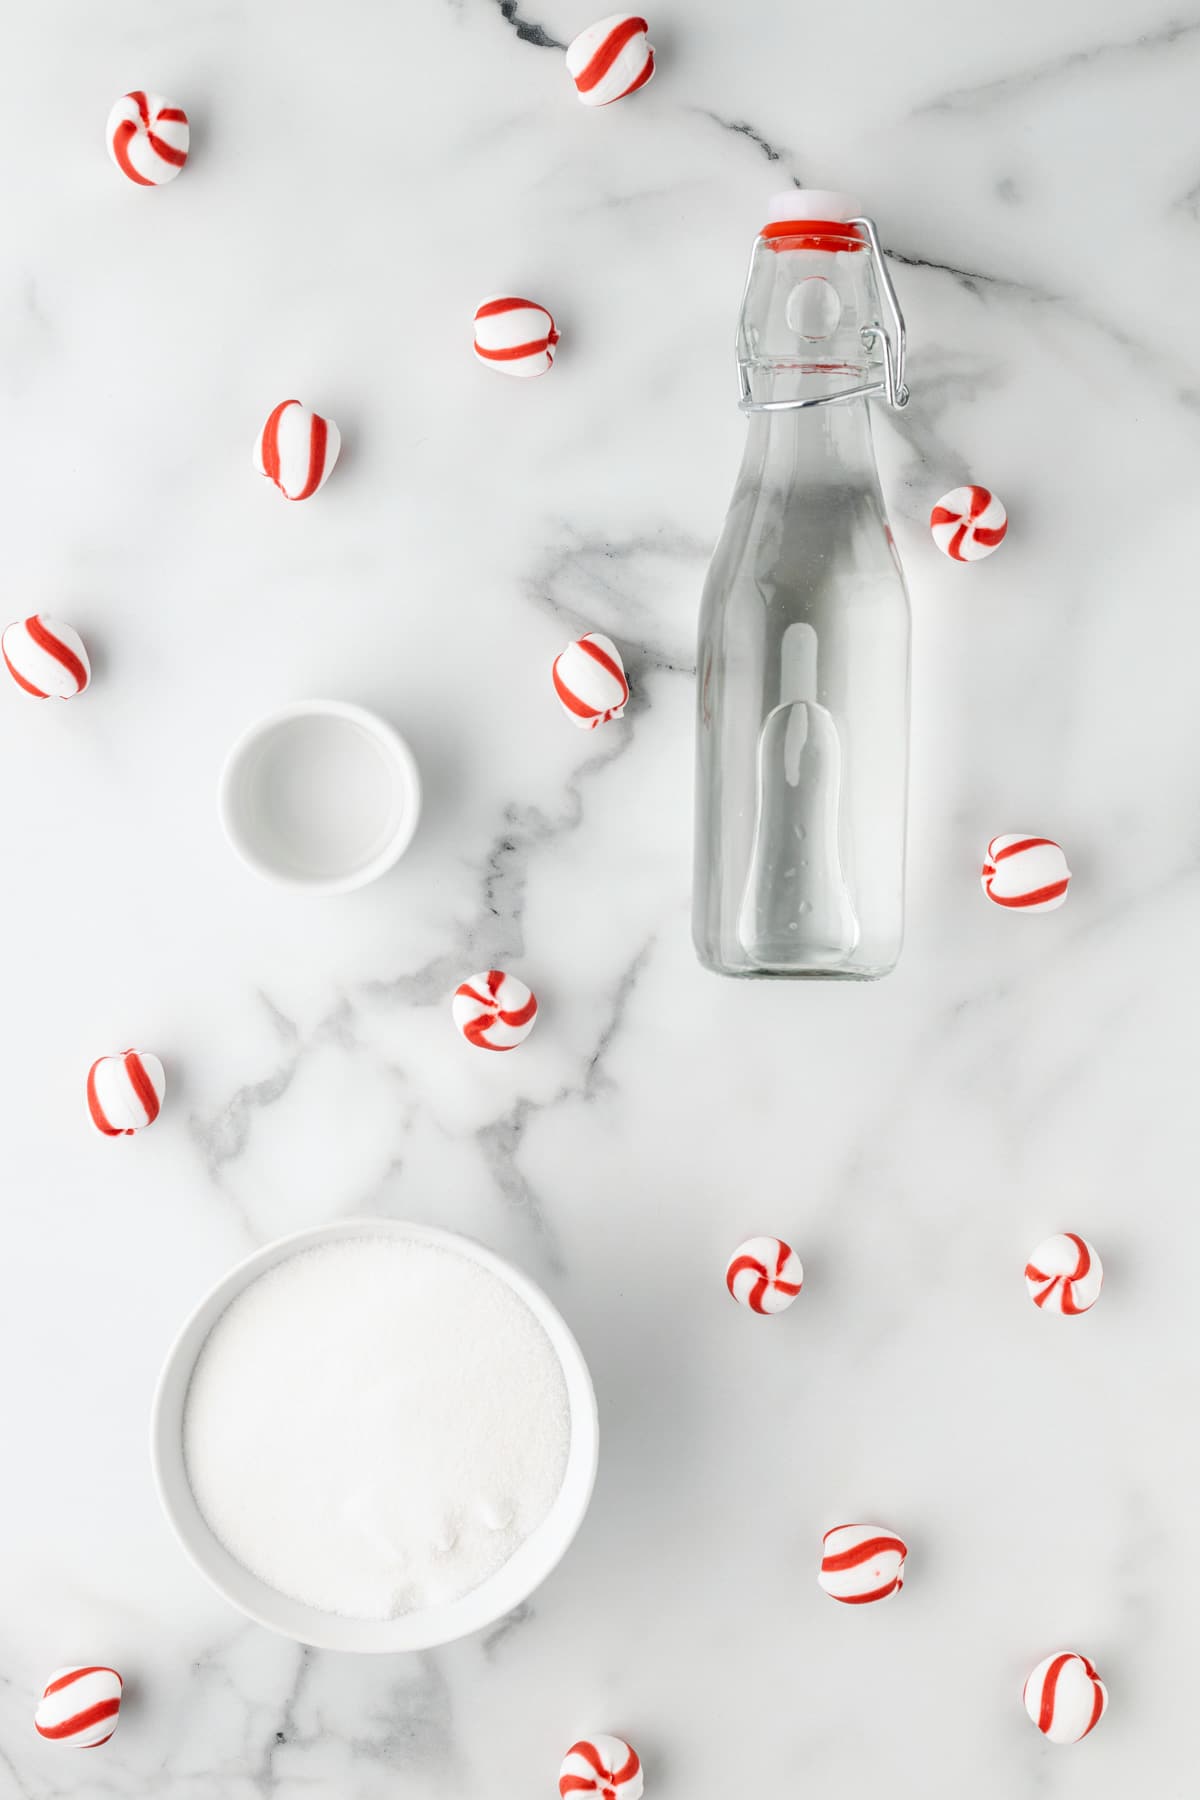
981, 835, 1071, 912
473, 297, 559, 378
559, 1737, 644, 1799
35, 1667, 123, 1747
552, 632, 629, 729
87, 1050, 165, 1136
930, 484, 1007, 560
2, 616, 90, 699
254, 400, 341, 500
106, 91, 189, 185
1024, 1652, 1107, 1743
725, 1237, 803, 1313
452, 971, 538, 1051
565, 15, 655, 105
818, 1524, 908, 1604
1025, 1233, 1103, 1314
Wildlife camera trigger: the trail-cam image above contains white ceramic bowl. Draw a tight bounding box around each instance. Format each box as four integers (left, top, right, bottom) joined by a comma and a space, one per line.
218, 700, 421, 893
151, 1219, 599, 1652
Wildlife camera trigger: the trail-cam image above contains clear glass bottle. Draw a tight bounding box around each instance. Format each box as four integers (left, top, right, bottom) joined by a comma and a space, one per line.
693, 191, 912, 979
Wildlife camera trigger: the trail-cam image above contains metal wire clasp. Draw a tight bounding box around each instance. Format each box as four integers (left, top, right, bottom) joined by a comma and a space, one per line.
737, 215, 910, 415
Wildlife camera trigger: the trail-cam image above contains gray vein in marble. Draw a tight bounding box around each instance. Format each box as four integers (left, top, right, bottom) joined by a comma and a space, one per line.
480, 1599, 534, 1657
695, 108, 790, 166
917, 14, 1200, 111
471, 932, 657, 1268
527, 528, 705, 673
488, 0, 565, 50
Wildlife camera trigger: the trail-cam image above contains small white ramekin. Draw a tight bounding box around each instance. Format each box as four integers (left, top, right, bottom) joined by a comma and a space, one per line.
218, 700, 421, 894
151, 1219, 599, 1653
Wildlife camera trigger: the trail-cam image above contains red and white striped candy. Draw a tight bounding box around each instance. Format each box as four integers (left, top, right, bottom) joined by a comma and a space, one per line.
1025, 1233, 1103, 1315
552, 633, 629, 729
2, 616, 91, 699
559, 1736, 643, 1800
981, 835, 1071, 912
725, 1236, 803, 1314
473, 297, 559, 379
818, 1524, 908, 1604
35, 1666, 123, 1747
930, 484, 1007, 560
87, 1050, 165, 1136
1024, 1652, 1107, 1744
565, 15, 656, 106
254, 399, 341, 501
452, 971, 538, 1051
106, 91, 189, 185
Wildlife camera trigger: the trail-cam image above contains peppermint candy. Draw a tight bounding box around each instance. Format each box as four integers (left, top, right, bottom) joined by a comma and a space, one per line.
725, 1237, 803, 1314
559, 1736, 643, 1799
473, 296, 560, 379
2, 616, 90, 699
818, 1524, 908, 1604
565, 15, 656, 106
1025, 1233, 1103, 1315
1024, 1652, 1107, 1744
35, 1666, 123, 1747
106, 91, 189, 185
981, 835, 1071, 913
254, 400, 341, 501
452, 971, 538, 1051
552, 633, 629, 729
930, 485, 1007, 560
87, 1050, 165, 1136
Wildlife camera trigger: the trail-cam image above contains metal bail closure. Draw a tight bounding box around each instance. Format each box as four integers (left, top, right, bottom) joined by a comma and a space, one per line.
738, 215, 910, 414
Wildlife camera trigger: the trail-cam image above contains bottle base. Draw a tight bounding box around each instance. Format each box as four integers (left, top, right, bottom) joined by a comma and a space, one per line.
694, 949, 897, 981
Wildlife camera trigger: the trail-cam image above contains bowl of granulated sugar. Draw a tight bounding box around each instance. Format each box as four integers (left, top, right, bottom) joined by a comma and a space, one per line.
152, 1219, 599, 1651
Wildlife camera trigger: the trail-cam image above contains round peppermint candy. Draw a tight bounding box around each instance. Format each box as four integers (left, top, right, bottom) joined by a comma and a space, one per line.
2, 616, 90, 698
87, 1050, 165, 1136
473, 296, 559, 379
1025, 1233, 1103, 1315
565, 16, 655, 106
981, 835, 1071, 912
452, 971, 538, 1051
1024, 1652, 1107, 1744
35, 1666, 123, 1747
559, 1736, 643, 1799
930, 485, 1007, 561
106, 91, 189, 185
725, 1237, 803, 1314
818, 1524, 908, 1604
254, 399, 341, 501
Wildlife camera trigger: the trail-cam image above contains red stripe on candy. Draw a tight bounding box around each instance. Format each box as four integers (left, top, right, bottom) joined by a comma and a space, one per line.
129, 90, 150, 124
124, 1050, 161, 1126
146, 129, 188, 167
993, 837, 1056, 861
821, 1534, 906, 1572
291, 412, 328, 503
111, 118, 155, 185
27, 615, 87, 691
1039, 1654, 1070, 1735
43, 1667, 118, 1697
157, 106, 188, 122
499, 993, 538, 1028
553, 664, 602, 720
830, 1578, 903, 1604
475, 296, 538, 320
475, 336, 553, 363
985, 880, 1069, 909
3, 646, 50, 697
574, 16, 648, 92
259, 400, 291, 487
87, 1061, 121, 1136
577, 636, 629, 702
36, 1700, 120, 1742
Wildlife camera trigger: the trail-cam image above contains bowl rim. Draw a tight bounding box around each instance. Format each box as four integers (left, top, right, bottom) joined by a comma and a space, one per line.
150, 1218, 599, 1652
217, 698, 422, 895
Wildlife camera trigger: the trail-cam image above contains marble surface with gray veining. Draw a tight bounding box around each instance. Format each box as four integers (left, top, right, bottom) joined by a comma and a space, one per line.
1, 0, 1198, 1794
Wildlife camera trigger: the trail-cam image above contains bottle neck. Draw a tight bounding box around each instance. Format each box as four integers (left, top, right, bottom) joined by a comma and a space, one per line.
740, 396, 879, 488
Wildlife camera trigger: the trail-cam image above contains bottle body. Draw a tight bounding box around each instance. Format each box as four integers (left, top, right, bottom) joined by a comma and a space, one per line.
694, 402, 909, 977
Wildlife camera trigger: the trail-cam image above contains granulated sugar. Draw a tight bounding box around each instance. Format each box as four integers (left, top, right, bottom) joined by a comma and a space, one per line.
182, 1237, 571, 1619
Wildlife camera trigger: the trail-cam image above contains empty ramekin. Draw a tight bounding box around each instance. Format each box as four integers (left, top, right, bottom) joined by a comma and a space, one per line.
218, 700, 421, 893
151, 1219, 600, 1653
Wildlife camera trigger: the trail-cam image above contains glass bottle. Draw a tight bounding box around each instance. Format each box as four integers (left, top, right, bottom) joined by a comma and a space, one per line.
693, 191, 912, 979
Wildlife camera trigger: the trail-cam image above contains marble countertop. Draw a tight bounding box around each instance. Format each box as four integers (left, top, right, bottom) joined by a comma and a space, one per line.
1, 0, 1195, 1793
